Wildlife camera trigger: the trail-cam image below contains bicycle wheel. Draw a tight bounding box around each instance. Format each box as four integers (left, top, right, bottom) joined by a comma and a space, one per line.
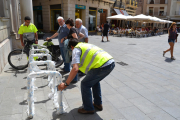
8, 49, 29, 70
55, 55, 63, 68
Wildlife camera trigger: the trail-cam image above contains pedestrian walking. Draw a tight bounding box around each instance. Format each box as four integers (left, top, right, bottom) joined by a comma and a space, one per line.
102, 21, 110, 42
163, 22, 178, 60
75, 18, 88, 43
57, 38, 115, 114
46, 16, 71, 72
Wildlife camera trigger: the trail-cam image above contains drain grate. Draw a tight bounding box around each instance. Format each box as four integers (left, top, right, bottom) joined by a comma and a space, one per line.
116, 62, 128, 66
128, 44, 136, 45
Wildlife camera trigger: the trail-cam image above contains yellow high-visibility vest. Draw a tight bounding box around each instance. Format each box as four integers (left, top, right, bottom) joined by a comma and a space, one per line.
75, 43, 113, 74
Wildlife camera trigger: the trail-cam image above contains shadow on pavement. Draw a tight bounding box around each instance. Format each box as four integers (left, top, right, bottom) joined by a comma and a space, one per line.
4, 67, 27, 77
19, 99, 50, 105
52, 108, 103, 120
164, 57, 174, 63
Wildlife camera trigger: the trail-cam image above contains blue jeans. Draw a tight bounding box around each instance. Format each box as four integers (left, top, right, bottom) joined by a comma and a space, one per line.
168, 39, 175, 43
81, 62, 115, 111
60, 47, 70, 72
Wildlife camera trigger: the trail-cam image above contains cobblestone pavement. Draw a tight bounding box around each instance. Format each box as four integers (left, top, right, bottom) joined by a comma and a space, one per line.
1, 34, 180, 120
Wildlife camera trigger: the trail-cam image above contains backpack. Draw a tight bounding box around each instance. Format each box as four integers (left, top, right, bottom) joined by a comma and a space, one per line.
63, 39, 72, 63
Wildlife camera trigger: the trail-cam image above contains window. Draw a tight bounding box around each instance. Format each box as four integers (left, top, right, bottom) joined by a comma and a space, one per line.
50, 4, 61, 31
0, 0, 5, 17
159, 7, 164, 16
89, 7, 97, 31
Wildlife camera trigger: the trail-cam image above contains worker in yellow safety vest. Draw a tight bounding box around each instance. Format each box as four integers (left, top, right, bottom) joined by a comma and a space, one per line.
58, 38, 115, 114
18, 16, 38, 55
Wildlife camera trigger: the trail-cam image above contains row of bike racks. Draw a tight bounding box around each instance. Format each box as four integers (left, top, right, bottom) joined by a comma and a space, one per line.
27, 44, 65, 119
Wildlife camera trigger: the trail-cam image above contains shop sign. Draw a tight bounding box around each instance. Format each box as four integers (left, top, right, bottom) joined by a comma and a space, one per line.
33, 6, 42, 11
75, 5, 86, 9
98, 9, 103, 13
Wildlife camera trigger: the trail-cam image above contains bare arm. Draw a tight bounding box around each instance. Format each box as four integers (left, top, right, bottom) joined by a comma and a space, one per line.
78, 32, 85, 40
72, 33, 78, 39
85, 38, 88, 43
35, 32, 38, 44
48, 33, 59, 39
58, 63, 79, 90
20, 34, 24, 47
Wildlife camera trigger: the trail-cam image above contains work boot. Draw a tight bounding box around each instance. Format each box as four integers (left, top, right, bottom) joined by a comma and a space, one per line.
78, 108, 95, 114
93, 103, 103, 111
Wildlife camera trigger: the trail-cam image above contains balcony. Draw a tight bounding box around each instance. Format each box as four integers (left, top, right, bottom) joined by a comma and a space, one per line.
126, 1, 138, 7
146, 12, 167, 16
114, 2, 126, 9
147, 0, 168, 4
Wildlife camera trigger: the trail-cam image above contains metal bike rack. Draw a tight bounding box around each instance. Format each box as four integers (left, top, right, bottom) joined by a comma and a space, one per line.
26, 48, 67, 119
27, 71, 63, 119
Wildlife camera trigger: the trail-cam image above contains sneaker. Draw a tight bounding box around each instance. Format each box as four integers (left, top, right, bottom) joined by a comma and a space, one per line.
171, 57, 176, 60
78, 108, 95, 114
163, 51, 165, 57
93, 103, 103, 111
101, 40, 104, 42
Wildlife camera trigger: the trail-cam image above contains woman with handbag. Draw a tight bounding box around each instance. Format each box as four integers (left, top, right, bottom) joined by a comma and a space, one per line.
163, 22, 178, 60
60, 18, 84, 82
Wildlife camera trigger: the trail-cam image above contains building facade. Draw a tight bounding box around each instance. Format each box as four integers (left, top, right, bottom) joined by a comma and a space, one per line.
113, 0, 138, 16
169, 0, 180, 22
143, 0, 171, 20
135, 0, 143, 15
32, 0, 115, 32
0, 0, 35, 73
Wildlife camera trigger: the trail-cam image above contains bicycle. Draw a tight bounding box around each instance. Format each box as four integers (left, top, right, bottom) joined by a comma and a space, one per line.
8, 37, 63, 70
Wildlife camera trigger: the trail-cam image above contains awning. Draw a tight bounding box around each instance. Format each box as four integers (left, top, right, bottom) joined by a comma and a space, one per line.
114, 9, 129, 16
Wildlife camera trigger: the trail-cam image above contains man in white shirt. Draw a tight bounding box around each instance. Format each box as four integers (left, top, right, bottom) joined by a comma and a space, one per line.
75, 18, 88, 43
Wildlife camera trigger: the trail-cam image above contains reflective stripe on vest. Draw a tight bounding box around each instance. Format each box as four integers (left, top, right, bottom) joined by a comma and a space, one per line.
75, 43, 113, 74
79, 44, 95, 67
85, 49, 104, 73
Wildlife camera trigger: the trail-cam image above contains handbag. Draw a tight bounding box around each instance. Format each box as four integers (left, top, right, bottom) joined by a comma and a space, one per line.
63, 39, 72, 63
176, 33, 179, 39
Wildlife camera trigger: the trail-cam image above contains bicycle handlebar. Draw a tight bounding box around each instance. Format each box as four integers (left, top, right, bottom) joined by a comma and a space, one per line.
44, 39, 52, 42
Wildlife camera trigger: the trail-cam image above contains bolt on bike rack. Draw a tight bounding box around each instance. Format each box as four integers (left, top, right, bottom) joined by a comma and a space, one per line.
27, 71, 64, 119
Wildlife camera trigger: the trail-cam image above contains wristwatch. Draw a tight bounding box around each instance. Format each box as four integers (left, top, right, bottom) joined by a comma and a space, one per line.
64, 82, 69, 86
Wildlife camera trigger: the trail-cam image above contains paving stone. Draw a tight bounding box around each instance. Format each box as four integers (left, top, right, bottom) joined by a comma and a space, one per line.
0, 114, 22, 120
153, 99, 180, 118
123, 81, 147, 91
147, 110, 176, 120
104, 93, 133, 109
116, 86, 141, 99
141, 93, 166, 103
128, 97, 161, 114
118, 106, 151, 120
104, 75, 126, 88
101, 83, 119, 95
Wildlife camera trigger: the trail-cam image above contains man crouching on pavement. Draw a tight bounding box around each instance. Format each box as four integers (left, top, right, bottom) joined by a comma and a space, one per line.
57, 38, 115, 114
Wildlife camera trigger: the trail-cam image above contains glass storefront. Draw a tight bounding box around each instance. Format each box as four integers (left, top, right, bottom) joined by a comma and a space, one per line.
33, 6, 43, 29
50, 4, 61, 31
89, 7, 97, 31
